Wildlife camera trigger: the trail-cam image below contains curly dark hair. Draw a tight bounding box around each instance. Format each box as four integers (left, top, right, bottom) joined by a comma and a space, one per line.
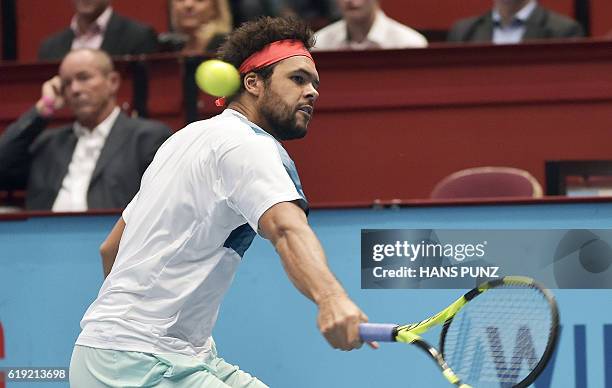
216, 16, 315, 100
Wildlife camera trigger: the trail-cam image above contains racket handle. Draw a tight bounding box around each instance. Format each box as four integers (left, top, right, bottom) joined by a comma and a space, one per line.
359, 323, 398, 342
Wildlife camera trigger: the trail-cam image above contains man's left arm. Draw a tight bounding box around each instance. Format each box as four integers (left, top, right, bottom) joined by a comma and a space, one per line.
100, 217, 126, 277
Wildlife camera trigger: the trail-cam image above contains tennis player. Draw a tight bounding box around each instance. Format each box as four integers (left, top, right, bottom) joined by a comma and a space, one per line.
70, 16, 369, 387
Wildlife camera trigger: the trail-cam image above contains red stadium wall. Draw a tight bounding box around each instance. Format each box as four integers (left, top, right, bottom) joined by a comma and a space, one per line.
591, 0, 612, 37
212, 41, 612, 204
4, 41, 612, 205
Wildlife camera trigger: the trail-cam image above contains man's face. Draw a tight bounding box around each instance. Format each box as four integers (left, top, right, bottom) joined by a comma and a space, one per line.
72, 0, 110, 19
59, 51, 118, 124
172, 0, 216, 32
257, 56, 320, 141
337, 0, 378, 23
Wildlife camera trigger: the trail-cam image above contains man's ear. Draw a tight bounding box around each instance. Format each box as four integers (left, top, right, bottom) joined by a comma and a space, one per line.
108, 71, 121, 95
243, 72, 263, 97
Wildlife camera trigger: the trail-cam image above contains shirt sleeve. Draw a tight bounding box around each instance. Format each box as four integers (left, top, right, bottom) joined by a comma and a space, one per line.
121, 191, 139, 223
217, 135, 303, 233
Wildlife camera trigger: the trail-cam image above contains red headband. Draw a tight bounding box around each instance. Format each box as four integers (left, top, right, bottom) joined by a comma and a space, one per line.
215, 40, 314, 107
239, 39, 314, 74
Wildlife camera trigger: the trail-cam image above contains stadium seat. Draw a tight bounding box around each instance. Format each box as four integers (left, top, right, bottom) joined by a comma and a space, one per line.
430, 166, 543, 199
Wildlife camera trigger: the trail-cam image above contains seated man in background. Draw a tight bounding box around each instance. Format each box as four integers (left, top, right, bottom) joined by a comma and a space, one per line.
0, 49, 171, 211
229, 0, 340, 32
447, 0, 584, 44
38, 0, 159, 60
314, 0, 427, 50
277, 0, 341, 31
159, 0, 233, 54
229, 0, 276, 28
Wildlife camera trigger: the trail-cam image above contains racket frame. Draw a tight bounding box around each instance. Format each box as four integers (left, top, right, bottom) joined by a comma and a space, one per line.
438, 276, 560, 388
363, 276, 559, 388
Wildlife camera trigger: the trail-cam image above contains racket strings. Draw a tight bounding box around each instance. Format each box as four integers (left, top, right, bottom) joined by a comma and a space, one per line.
442, 285, 554, 387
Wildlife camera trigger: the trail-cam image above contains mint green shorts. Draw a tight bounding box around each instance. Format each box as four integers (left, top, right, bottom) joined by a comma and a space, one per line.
69, 344, 268, 388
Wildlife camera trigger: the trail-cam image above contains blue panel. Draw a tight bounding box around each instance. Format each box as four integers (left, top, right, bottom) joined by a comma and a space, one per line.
0, 203, 611, 387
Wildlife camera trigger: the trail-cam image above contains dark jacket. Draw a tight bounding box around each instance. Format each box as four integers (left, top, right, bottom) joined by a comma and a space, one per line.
38, 11, 159, 60
157, 32, 227, 53
447, 5, 584, 43
0, 108, 171, 210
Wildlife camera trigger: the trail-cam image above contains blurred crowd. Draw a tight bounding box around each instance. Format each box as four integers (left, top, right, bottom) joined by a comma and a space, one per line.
35, 0, 587, 60
0, 0, 590, 212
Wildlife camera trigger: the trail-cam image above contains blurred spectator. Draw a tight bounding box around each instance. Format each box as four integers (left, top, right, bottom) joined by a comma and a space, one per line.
313, 0, 427, 50
447, 0, 584, 44
159, 0, 233, 54
228, 0, 339, 31
229, 0, 277, 28
0, 49, 171, 211
38, 0, 159, 60
277, 0, 341, 31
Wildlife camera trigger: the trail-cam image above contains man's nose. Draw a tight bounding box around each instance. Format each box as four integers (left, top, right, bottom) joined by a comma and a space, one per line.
305, 83, 319, 101
68, 81, 84, 96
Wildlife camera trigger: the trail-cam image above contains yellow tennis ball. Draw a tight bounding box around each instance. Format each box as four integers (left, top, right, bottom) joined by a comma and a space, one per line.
195, 59, 241, 97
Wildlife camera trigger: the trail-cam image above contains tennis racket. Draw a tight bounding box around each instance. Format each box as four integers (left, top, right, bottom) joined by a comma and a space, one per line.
359, 276, 559, 388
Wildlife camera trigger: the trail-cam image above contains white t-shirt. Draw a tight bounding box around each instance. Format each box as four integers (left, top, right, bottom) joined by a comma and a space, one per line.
52, 107, 120, 212
76, 109, 306, 359
314, 10, 428, 51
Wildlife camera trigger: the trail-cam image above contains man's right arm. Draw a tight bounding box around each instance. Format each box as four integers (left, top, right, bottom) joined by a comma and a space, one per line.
100, 217, 126, 278
258, 201, 368, 351
0, 109, 48, 189
218, 136, 373, 350
0, 76, 64, 189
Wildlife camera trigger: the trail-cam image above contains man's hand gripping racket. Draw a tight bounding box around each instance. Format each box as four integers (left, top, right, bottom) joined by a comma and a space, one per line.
359, 276, 559, 388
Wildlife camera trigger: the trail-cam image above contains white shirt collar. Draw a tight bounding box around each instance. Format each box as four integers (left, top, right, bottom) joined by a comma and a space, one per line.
492, 0, 537, 23
73, 106, 120, 139
223, 108, 277, 141
70, 6, 113, 36
340, 10, 390, 47
223, 108, 248, 122
360, 10, 388, 46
